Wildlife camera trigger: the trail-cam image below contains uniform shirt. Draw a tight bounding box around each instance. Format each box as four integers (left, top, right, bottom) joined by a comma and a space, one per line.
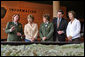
24, 23, 38, 40
66, 18, 81, 39
14, 22, 18, 26
10, 22, 18, 32
5, 22, 23, 41
44, 21, 49, 27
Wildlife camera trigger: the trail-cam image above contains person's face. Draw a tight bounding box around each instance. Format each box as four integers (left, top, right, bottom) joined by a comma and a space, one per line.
68, 13, 74, 20
43, 17, 48, 23
27, 18, 33, 23
14, 15, 19, 22
57, 12, 63, 18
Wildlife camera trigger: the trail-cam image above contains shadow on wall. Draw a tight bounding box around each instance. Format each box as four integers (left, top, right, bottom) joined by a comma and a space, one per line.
1, 7, 7, 18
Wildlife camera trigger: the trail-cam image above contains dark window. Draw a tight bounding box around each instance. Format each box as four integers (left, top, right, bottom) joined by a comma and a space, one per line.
1, 7, 7, 18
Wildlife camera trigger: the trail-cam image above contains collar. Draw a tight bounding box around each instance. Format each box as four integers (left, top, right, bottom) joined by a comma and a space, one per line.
44, 21, 49, 24
70, 18, 76, 24
57, 18, 62, 21
13, 22, 17, 24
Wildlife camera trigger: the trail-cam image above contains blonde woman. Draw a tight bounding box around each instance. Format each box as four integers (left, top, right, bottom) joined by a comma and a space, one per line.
24, 14, 38, 42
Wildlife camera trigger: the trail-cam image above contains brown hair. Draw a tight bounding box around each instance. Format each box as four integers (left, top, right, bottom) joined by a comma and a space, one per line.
57, 10, 64, 14
12, 14, 20, 21
27, 14, 34, 21
43, 14, 50, 21
68, 11, 76, 18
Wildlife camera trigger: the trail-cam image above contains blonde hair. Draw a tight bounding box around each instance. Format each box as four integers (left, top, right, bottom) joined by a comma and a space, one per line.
68, 11, 76, 18
27, 14, 34, 21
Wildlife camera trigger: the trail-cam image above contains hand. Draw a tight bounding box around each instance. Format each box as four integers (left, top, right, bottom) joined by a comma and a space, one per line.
17, 32, 21, 36
32, 38, 35, 41
42, 37, 47, 41
57, 31, 64, 35
30, 37, 35, 42
30, 39, 34, 42
68, 36, 72, 41
10, 26, 15, 31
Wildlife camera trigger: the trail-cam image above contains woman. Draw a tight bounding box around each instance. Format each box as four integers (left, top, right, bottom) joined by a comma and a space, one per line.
39, 14, 54, 41
24, 14, 38, 42
5, 14, 23, 42
66, 11, 81, 44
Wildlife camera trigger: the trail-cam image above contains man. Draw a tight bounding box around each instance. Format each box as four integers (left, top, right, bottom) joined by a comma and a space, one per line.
53, 10, 68, 42
5, 14, 23, 42
39, 14, 54, 42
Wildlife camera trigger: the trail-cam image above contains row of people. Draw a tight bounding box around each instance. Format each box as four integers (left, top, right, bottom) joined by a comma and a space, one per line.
5, 10, 81, 43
